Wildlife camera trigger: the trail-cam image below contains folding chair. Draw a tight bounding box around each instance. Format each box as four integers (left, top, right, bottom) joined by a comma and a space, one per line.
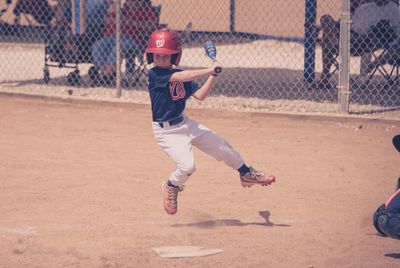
363, 45, 400, 89
317, 6, 398, 89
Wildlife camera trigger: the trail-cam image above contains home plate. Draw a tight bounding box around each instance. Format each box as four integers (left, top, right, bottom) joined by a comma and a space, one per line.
152, 246, 223, 258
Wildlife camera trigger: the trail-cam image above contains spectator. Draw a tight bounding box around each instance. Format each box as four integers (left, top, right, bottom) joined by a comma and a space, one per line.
318, 0, 400, 88
48, 0, 109, 63
91, 0, 159, 86
85, 0, 110, 42
86, 0, 110, 27
52, 0, 109, 33
78, 0, 110, 62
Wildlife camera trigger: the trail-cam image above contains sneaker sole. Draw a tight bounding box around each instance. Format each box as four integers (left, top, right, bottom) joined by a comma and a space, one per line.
240, 177, 276, 188
241, 181, 270, 187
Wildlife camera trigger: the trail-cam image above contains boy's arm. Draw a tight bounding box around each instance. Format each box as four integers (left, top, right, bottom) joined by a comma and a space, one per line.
170, 61, 221, 82
170, 67, 215, 82
171, 62, 222, 101
192, 74, 218, 101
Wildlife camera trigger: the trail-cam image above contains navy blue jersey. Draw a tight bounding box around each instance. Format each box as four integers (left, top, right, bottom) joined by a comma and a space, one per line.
148, 67, 199, 122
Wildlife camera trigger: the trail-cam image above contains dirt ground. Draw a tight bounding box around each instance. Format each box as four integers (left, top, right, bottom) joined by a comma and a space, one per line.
0, 94, 399, 268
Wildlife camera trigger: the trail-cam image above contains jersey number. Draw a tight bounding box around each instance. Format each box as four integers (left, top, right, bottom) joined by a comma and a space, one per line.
169, 81, 186, 101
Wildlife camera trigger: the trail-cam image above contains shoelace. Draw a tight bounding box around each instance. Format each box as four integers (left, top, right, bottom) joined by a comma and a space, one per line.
167, 185, 184, 205
250, 169, 264, 180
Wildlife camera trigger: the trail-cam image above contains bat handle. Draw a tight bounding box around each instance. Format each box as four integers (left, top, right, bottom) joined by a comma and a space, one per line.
212, 59, 222, 74
214, 66, 222, 74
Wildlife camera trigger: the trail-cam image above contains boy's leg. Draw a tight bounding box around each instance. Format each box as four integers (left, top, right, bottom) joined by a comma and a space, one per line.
155, 133, 195, 187
189, 119, 243, 170
153, 124, 195, 214
162, 181, 183, 215
188, 117, 275, 187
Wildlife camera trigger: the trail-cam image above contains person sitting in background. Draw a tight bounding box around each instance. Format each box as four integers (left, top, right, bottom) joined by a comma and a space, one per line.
85, 0, 110, 44
318, 0, 400, 88
91, 0, 159, 86
47, 0, 110, 64
51, 0, 109, 33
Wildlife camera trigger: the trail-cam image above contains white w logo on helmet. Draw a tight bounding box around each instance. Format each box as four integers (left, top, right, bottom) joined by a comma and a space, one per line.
156, 39, 165, 48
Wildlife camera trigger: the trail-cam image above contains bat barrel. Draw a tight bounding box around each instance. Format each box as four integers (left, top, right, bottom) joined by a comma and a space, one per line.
204, 41, 217, 58
204, 41, 221, 73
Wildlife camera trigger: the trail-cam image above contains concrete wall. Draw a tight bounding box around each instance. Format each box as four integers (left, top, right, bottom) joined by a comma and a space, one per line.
152, 0, 341, 39
0, 0, 342, 39
151, 0, 231, 32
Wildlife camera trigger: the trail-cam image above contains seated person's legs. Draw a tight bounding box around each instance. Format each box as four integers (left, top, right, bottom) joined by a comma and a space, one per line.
104, 35, 138, 75
121, 35, 140, 75
92, 34, 139, 85
92, 35, 116, 83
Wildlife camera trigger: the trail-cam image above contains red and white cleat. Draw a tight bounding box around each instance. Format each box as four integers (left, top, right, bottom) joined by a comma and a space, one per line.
240, 167, 276, 187
163, 181, 184, 215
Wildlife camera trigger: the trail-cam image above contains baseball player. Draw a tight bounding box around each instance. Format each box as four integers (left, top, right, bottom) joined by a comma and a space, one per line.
373, 134, 400, 239
145, 28, 276, 215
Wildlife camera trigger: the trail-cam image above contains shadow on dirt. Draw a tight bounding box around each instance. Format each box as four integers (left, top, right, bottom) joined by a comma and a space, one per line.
171, 210, 291, 229
384, 253, 400, 259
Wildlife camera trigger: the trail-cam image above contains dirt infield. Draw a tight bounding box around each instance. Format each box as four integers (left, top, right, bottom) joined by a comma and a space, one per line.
1, 94, 399, 268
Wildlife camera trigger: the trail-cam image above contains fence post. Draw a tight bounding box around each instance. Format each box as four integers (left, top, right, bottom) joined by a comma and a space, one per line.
230, 0, 235, 33
116, 0, 122, 97
303, 0, 317, 87
71, 0, 86, 35
338, 0, 351, 113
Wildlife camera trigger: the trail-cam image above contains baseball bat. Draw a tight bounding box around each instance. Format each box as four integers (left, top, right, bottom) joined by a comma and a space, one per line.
204, 41, 222, 74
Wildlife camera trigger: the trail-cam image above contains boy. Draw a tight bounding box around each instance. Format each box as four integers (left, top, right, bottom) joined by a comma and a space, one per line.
145, 29, 276, 215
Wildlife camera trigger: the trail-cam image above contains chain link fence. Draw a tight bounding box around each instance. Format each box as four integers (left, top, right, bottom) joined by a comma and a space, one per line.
0, 0, 399, 117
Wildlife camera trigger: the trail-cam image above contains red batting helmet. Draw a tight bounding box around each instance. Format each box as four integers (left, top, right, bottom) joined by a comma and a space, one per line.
146, 28, 182, 66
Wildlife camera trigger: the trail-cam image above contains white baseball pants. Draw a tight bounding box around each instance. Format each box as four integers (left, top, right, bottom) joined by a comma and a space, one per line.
152, 115, 244, 186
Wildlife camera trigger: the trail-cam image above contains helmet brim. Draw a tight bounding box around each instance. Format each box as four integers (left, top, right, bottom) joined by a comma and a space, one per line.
146, 47, 180, 55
